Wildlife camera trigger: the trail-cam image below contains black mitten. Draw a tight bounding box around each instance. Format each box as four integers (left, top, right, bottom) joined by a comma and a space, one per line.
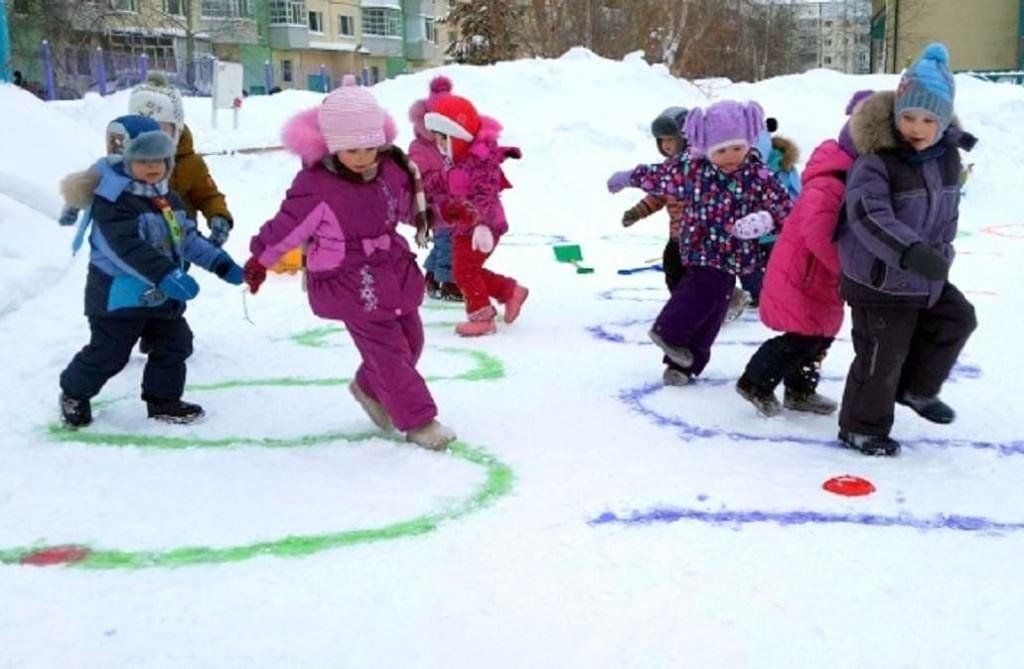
900, 243, 949, 281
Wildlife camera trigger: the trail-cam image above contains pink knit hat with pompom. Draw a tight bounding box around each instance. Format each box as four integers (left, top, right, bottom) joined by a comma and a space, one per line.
318, 75, 386, 152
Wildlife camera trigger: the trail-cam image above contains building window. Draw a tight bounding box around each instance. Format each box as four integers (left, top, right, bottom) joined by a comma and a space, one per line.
105, 32, 178, 73
282, 59, 293, 82
339, 15, 355, 36
308, 11, 324, 33
370, 65, 380, 83
164, 0, 184, 14
824, 56, 832, 65
202, 0, 252, 17
111, 0, 138, 11
362, 8, 401, 37
424, 17, 436, 43
269, 0, 306, 25
13, 0, 30, 13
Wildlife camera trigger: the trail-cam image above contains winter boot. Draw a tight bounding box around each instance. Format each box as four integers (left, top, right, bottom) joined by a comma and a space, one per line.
348, 381, 393, 431
724, 287, 751, 324
897, 392, 955, 424
503, 284, 530, 324
424, 272, 441, 299
455, 305, 497, 337
838, 430, 901, 457
735, 376, 782, 417
59, 392, 92, 428
146, 398, 205, 424
784, 388, 838, 415
406, 419, 457, 451
648, 329, 694, 368
438, 282, 464, 302
663, 367, 692, 386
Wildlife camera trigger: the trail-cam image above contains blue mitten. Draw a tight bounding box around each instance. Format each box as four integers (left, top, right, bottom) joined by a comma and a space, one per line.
213, 253, 244, 285
58, 205, 80, 226
158, 269, 200, 302
208, 216, 232, 247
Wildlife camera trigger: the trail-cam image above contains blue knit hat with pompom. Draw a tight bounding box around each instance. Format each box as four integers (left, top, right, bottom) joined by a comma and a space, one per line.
895, 43, 955, 131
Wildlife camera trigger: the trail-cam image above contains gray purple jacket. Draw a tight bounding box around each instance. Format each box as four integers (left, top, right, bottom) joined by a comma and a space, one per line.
837, 90, 976, 307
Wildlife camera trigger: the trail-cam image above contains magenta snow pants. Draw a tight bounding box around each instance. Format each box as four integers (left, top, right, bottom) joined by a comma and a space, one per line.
347, 311, 437, 431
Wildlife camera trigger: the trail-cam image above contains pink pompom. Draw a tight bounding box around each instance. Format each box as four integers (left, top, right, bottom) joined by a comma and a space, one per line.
430, 75, 453, 95
383, 113, 397, 145
341, 74, 358, 87
281, 107, 329, 166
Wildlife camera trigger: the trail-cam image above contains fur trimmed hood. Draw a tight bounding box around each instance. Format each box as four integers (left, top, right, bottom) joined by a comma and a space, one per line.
771, 135, 800, 171
61, 165, 103, 209
850, 90, 976, 156
281, 105, 398, 167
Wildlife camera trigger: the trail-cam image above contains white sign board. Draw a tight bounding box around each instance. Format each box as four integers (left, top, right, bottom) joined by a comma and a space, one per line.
212, 61, 244, 109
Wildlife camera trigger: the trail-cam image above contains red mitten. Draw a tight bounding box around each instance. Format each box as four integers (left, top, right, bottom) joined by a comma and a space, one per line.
243, 256, 267, 294
440, 200, 476, 228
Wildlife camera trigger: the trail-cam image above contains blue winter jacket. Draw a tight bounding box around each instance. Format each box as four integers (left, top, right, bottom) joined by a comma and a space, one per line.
82, 162, 225, 317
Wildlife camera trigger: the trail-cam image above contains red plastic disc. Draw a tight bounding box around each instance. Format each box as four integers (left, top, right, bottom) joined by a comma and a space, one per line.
823, 475, 876, 497
20, 545, 91, 566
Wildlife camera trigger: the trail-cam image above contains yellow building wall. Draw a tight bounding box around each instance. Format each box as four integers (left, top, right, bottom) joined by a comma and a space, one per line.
886, 0, 1019, 71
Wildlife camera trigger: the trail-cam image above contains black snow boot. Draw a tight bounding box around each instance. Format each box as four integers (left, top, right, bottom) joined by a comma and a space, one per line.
60, 393, 92, 428
736, 376, 782, 417
897, 392, 955, 424
838, 430, 901, 457
147, 398, 205, 424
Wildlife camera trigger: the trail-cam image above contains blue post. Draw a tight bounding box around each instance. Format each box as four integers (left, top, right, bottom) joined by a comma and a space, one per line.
95, 47, 107, 96
361, 66, 370, 85
0, 0, 11, 82
319, 63, 328, 92
263, 59, 273, 92
139, 52, 149, 81
41, 40, 55, 100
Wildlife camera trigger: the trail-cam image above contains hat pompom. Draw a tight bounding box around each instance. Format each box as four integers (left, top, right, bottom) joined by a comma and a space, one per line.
744, 101, 766, 143
683, 108, 706, 155
341, 74, 358, 88
845, 89, 874, 115
383, 113, 397, 145
430, 76, 453, 95
145, 72, 170, 88
282, 106, 329, 166
921, 42, 949, 65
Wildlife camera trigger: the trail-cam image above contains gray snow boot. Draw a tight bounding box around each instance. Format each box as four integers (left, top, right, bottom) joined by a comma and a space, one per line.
349, 381, 394, 431
838, 431, 901, 457
784, 389, 838, 415
648, 329, 694, 368
662, 367, 692, 386
406, 420, 456, 451
723, 287, 751, 324
735, 376, 782, 417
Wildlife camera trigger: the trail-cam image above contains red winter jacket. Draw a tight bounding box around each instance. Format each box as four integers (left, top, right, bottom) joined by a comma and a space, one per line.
759, 139, 851, 337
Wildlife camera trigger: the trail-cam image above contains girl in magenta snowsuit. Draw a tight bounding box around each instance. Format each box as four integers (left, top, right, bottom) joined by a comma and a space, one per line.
243, 77, 455, 450
608, 100, 793, 382
423, 82, 528, 337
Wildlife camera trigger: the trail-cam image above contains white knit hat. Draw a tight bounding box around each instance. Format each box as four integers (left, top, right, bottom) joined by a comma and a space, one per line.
128, 73, 185, 132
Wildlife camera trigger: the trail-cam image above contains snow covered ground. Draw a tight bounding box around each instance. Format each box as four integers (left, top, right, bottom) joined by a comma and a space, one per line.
2, 49, 1024, 666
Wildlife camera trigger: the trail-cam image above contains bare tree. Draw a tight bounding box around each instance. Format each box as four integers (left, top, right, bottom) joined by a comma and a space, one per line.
443, 0, 525, 65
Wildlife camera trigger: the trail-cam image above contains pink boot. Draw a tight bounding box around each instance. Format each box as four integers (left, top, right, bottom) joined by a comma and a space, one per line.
455, 305, 497, 337
503, 284, 529, 324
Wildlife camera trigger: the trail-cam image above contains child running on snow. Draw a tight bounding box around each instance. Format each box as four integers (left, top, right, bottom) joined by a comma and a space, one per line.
408, 77, 462, 302
736, 90, 874, 418
242, 77, 456, 451
422, 81, 529, 336
58, 121, 245, 427
835, 44, 977, 456
607, 100, 793, 384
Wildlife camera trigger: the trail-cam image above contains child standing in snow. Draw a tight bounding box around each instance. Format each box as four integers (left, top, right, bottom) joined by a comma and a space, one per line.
408, 76, 462, 302
608, 100, 793, 384
243, 77, 456, 451
836, 44, 977, 456
422, 82, 529, 337
58, 123, 245, 428
736, 90, 873, 418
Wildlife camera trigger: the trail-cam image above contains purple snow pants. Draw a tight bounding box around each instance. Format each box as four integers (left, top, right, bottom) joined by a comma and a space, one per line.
347, 311, 437, 431
651, 265, 734, 376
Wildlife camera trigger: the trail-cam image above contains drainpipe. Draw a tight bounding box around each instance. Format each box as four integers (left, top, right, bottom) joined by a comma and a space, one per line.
1018, 0, 1023, 69
892, 0, 900, 72
0, 0, 10, 82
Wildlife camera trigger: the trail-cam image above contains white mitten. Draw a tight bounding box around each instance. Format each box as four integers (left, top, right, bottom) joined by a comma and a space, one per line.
730, 211, 775, 240
471, 225, 495, 253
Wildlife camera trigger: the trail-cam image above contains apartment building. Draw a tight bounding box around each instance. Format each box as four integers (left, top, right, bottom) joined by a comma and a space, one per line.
795, 0, 872, 74
870, 0, 1024, 72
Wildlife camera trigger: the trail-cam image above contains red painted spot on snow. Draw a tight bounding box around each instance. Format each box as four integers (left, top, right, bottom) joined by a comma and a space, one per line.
20, 545, 91, 566
981, 224, 1024, 239
823, 476, 875, 497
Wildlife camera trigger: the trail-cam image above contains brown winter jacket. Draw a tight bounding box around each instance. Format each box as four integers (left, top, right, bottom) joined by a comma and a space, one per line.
171, 125, 233, 229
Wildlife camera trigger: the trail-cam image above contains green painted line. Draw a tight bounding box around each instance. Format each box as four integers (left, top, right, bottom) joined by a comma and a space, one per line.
289, 322, 458, 349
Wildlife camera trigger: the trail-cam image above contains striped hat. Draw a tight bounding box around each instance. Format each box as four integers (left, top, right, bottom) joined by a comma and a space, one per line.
895, 43, 955, 131
318, 75, 387, 152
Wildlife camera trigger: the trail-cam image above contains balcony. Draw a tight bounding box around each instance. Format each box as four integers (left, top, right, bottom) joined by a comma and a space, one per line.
404, 39, 438, 62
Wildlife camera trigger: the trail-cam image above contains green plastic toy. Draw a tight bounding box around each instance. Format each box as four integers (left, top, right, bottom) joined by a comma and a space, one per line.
553, 244, 594, 274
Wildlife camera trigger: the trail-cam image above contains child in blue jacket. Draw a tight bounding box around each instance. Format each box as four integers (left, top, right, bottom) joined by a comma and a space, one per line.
58, 122, 244, 427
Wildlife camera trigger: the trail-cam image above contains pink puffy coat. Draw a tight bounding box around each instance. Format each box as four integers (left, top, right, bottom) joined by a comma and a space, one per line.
759, 139, 852, 337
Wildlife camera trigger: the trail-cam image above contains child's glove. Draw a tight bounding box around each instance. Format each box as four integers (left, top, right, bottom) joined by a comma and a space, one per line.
502, 146, 522, 160
440, 200, 476, 228
58, 205, 80, 226
243, 256, 268, 294
447, 169, 471, 197
622, 208, 641, 227
471, 225, 495, 254
208, 216, 232, 247
728, 211, 775, 240
900, 242, 949, 281
158, 269, 200, 302
607, 170, 633, 194
213, 253, 244, 285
